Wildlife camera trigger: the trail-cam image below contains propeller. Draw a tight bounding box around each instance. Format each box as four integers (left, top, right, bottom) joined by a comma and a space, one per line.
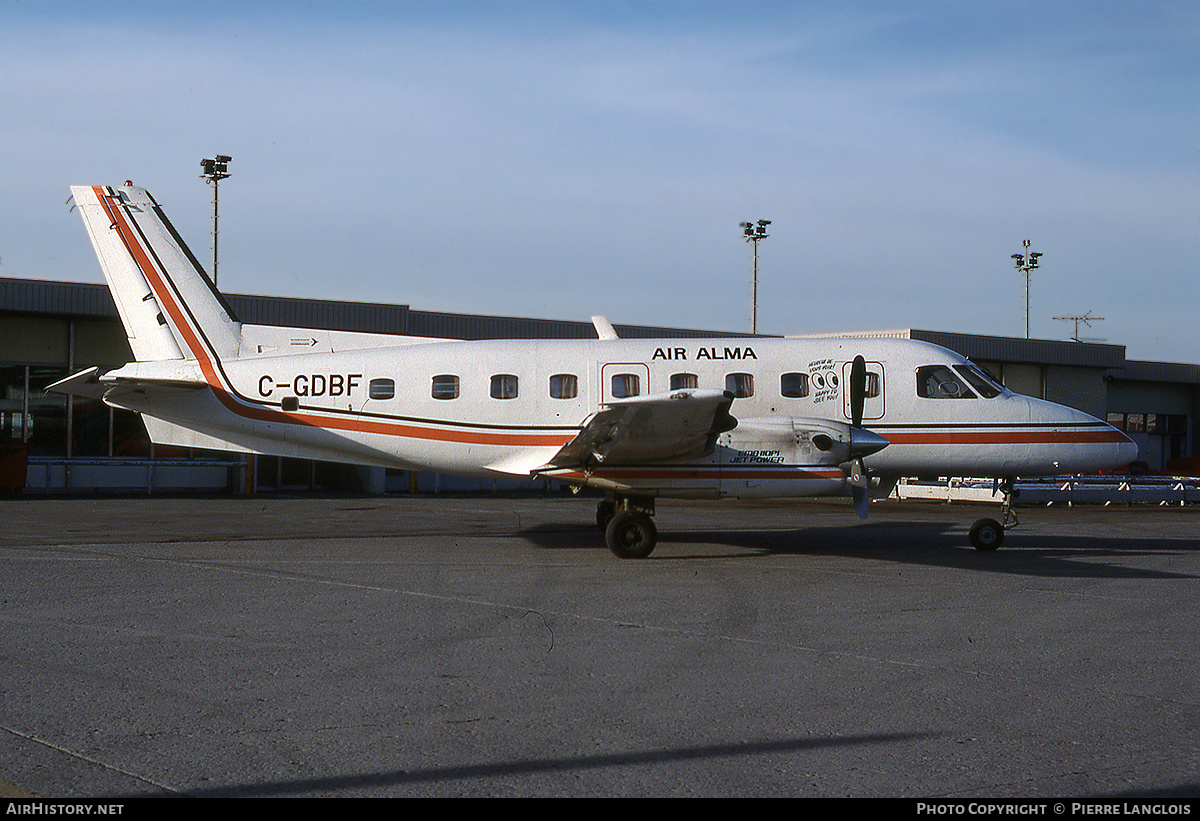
850, 354, 866, 429
846, 355, 885, 519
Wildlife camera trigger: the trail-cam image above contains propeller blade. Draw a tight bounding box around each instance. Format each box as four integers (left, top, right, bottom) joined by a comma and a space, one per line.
848, 455, 869, 518
850, 355, 866, 430
852, 485, 870, 519
847, 456, 866, 488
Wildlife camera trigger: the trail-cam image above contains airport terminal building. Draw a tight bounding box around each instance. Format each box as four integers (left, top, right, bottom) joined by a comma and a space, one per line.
2, 276, 1196, 494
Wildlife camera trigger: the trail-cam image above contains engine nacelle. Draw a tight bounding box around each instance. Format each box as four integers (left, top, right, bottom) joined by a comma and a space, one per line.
717, 417, 888, 466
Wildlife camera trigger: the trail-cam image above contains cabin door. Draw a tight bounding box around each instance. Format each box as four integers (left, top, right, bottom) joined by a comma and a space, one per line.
841, 360, 886, 421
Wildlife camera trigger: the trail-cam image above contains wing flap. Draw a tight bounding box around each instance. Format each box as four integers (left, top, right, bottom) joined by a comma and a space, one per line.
482, 447, 566, 477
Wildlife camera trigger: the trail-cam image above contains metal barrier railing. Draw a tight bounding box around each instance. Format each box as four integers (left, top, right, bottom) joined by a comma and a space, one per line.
25, 458, 245, 495
895, 476, 1200, 506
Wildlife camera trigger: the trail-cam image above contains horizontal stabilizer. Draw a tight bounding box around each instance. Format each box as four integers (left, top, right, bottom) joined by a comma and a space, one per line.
47, 364, 207, 401
46, 367, 108, 400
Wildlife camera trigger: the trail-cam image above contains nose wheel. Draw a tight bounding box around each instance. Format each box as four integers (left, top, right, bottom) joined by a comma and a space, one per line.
970, 481, 1019, 551
969, 517, 1004, 551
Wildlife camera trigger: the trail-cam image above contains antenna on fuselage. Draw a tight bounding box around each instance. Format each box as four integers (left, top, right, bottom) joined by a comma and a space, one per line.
592, 316, 619, 340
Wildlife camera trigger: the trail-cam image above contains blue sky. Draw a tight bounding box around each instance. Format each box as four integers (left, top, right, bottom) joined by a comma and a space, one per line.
2, 1, 1196, 362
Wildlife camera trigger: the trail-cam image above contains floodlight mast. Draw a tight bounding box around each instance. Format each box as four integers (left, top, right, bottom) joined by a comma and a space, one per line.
199, 155, 232, 288
740, 219, 771, 334
1010, 239, 1043, 338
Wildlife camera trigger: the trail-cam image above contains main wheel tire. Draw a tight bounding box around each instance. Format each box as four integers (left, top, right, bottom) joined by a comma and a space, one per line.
596, 500, 615, 532
605, 510, 658, 559
969, 517, 1004, 551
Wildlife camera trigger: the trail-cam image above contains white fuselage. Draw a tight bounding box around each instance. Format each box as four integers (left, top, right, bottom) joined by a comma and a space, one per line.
69, 182, 1135, 503
113, 333, 1136, 499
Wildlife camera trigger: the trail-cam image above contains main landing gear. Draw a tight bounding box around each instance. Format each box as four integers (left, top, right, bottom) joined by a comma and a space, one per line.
968, 480, 1020, 552
597, 496, 658, 559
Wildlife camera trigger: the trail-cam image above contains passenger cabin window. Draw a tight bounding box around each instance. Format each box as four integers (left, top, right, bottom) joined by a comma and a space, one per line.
670, 373, 699, 390
490, 374, 518, 400
431, 374, 460, 400
780, 372, 808, 398
917, 366, 974, 399
611, 373, 640, 399
550, 374, 578, 399
368, 378, 395, 400
725, 373, 754, 398
864, 372, 881, 399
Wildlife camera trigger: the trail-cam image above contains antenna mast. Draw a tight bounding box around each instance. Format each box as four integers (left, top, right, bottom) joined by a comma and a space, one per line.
1053, 310, 1105, 342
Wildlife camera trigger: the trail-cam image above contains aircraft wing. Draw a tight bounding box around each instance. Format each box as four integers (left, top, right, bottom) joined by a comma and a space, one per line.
483, 390, 736, 477
546, 389, 737, 469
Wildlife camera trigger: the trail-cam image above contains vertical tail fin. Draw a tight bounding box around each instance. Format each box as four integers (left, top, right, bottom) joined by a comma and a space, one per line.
71, 184, 241, 363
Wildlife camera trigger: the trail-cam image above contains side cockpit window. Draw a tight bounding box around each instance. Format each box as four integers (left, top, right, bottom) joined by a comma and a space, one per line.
916, 365, 975, 399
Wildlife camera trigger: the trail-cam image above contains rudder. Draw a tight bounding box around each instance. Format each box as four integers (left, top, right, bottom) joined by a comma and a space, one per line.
71, 184, 241, 363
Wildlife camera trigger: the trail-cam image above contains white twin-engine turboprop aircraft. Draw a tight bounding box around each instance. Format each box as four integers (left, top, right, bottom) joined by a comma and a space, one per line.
52, 183, 1136, 557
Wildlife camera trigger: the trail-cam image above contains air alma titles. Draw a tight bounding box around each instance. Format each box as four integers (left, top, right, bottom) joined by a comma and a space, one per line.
651, 346, 757, 361
258, 373, 363, 398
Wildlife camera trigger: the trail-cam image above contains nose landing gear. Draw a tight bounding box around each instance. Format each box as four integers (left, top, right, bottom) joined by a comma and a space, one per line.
968, 517, 1004, 551
969, 480, 1019, 551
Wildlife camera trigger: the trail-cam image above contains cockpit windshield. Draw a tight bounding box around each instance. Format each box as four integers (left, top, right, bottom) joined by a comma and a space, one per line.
916, 363, 1005, 399
954, 363, 1004, 398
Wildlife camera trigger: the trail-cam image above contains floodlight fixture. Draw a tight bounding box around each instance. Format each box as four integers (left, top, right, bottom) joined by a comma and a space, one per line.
200, 154, 232, 287
1011, 239, 1044, 339
741, 218, 771, 334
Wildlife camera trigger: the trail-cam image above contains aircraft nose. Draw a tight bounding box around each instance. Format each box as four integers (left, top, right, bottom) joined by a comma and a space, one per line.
1026, 396, 1140, 473
1070, 406, 1138, 468
1113, 426, 1139, 468
1081, 408, 1139, 472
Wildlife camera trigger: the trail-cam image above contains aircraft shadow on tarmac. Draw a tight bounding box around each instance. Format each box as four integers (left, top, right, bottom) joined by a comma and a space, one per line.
520, 520, 1199, 580
123, 731, 934, 798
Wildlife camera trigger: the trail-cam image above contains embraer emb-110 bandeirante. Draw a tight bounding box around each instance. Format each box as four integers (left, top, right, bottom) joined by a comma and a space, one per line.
52, 183, 1137, 557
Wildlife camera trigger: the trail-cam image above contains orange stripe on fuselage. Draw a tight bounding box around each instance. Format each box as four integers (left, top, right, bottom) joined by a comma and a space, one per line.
552, 467, 846, 481
881, 430, 1128, 446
